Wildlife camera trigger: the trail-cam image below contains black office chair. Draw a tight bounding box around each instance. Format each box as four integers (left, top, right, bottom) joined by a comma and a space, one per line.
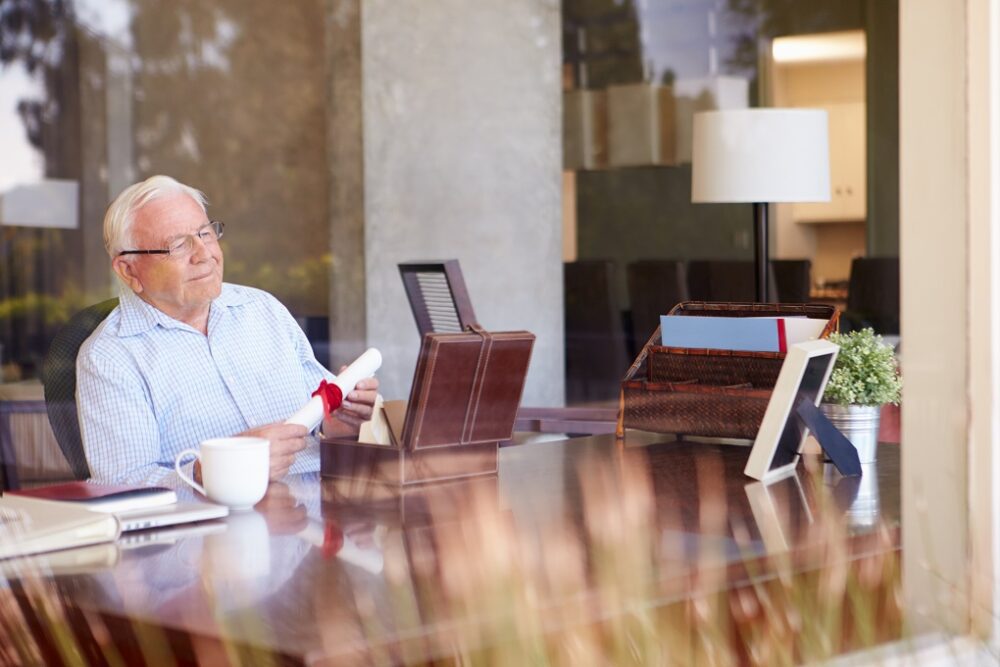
843, 257, 900, 335
40, 298, 119, 480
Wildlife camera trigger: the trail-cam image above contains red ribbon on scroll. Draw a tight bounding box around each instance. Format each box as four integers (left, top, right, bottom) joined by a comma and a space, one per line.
322, 522, 344, 559
312, 380, 344, 416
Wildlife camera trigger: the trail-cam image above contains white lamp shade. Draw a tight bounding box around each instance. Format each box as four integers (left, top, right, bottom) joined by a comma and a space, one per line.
691, 109, 830, 203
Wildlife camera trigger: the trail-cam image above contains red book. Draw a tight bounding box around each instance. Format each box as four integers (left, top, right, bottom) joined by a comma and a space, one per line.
10, 482, 178, 513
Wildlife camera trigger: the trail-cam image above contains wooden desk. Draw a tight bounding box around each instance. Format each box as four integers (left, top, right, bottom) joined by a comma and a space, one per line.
5, 433, 901, 665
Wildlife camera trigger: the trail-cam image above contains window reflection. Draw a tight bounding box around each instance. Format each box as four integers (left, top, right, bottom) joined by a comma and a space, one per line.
561, 0, 898, 406
0, 0, 332, 381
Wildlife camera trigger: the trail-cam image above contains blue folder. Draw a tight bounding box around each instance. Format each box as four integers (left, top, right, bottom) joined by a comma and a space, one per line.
659, 315, 786, 352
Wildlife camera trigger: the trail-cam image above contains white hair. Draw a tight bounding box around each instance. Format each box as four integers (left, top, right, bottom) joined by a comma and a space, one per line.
104, 175, 208, 257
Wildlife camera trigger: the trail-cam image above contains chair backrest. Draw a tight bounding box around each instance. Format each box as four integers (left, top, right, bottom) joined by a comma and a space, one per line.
771, 259, 812, 303
685, 259, 712, 301
846, 257, 900, 335
398, 261, 479, 337
687, 260, 780, 302
41, 298, 119, 480
626, 260, 689, 349
564, 260, 629, 403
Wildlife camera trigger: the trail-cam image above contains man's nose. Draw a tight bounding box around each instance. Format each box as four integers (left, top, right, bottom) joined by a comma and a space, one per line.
189, 235, 213, 261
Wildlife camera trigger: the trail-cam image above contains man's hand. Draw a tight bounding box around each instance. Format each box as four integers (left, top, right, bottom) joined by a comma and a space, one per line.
241, 422, 309, 480
330, 374, 380, 431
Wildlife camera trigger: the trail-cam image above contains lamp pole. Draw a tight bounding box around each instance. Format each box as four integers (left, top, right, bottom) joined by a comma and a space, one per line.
753, 202, 769, 303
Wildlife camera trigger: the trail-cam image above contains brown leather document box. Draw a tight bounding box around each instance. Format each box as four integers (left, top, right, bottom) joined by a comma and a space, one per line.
321, 329, 535, 486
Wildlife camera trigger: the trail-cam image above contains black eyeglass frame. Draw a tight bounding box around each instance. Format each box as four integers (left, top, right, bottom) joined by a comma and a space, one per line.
117, 220, 225, 257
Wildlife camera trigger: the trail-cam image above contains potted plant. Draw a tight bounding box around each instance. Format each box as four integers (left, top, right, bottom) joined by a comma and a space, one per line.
821, 328, 902, 463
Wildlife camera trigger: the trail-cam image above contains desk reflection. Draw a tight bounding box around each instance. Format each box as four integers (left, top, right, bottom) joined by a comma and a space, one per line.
745, 472, 813, 555
826, 461, 882, 528
4, 435, 902, 665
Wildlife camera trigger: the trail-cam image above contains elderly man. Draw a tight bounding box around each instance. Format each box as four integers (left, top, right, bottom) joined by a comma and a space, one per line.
77, 175, 378, 486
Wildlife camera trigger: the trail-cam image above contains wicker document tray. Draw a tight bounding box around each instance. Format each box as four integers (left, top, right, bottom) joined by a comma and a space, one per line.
617, 302, 839, 439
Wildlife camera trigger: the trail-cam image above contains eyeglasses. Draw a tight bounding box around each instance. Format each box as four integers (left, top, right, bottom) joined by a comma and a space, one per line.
117, 221, 225, 258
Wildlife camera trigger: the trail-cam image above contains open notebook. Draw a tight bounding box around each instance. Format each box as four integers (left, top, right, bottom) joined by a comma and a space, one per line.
0, 494, 120, 559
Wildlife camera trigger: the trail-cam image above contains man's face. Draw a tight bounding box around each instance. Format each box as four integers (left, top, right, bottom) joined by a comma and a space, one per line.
112, 193, 224, 320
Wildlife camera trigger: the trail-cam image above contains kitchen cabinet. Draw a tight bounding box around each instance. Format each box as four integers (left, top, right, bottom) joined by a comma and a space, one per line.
793, 102, 866, 223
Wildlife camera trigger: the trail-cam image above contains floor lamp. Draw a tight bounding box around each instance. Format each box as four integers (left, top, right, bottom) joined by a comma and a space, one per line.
691, 109, 830, 303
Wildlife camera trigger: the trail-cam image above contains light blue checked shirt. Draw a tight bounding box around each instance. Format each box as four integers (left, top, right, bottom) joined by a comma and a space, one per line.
77, 283, 333, 486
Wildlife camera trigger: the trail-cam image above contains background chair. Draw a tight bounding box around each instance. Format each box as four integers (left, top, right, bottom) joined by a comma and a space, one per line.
626, 260, 688, 354
564, 260, 629, 404
843, 257, 900, 335
41, 298, 119, 481
686, 260, 712, 301
687, 260, 780, 302
398, 260, 479, 336
0, 381, 75, 491
0, 392, 40, 490
706, 260, 758, 301
771, 259, 812, 303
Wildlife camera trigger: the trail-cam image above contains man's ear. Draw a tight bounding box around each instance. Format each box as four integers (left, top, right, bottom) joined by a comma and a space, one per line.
112, 257, 143, 294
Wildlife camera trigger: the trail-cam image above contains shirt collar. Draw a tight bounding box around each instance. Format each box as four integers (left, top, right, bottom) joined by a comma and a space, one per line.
116, 283, 251, 337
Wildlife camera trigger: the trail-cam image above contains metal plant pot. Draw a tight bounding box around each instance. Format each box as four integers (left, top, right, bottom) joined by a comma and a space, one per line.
819, 403, 881, 464
824, 462, 881, 528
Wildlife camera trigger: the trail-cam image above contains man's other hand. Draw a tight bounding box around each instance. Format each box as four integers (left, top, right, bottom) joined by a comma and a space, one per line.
241, 422, 308, 479
332, 374, 380, 431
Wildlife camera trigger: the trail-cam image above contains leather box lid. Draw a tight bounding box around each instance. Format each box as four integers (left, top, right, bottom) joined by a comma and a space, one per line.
402, 330, 534, 450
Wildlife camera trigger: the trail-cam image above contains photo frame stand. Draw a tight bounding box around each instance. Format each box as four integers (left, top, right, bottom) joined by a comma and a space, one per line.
794, 399, 862, 476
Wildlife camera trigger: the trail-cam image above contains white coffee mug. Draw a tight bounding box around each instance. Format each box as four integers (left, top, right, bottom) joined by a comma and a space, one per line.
175, 437, 270, 510
207, 511, 272, 583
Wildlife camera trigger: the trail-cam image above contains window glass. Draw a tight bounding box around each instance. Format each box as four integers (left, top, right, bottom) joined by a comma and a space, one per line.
0, 0, 332, 381
561, 0, 899, 407
0, 0, 900, 461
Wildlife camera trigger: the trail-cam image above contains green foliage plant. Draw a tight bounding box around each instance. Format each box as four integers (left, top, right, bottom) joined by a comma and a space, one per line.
823, 328, 902, 407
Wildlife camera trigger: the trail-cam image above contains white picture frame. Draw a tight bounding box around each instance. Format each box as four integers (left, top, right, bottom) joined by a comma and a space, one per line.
744, 339, 840, 482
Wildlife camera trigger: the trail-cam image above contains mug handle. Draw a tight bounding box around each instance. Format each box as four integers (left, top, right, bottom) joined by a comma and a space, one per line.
174, 448, 207, 496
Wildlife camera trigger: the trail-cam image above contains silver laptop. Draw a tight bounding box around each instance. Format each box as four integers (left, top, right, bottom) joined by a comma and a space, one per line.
118, 519, 227, 547
114, 502, 229, 532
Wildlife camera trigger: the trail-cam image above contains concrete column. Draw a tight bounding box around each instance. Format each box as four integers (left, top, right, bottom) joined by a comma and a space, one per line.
355, 0, 565, 405
326, 0, 368, 367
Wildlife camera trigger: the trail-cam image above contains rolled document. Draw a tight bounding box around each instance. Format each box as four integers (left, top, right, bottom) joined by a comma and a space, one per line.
285, 348, 383, 431
285, 395, 326, 432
